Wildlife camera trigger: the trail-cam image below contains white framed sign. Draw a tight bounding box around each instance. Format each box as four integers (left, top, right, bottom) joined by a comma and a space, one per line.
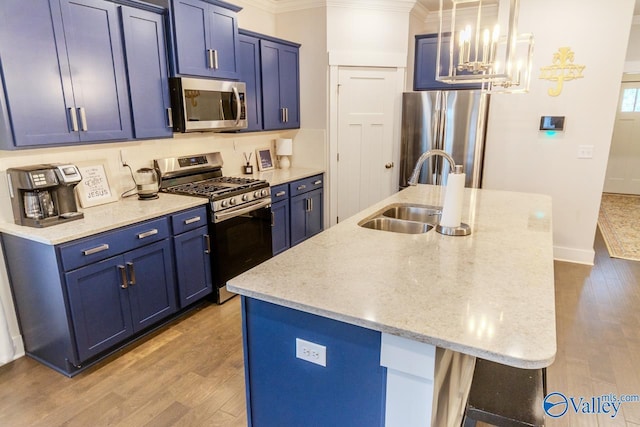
75, 161, 118, 208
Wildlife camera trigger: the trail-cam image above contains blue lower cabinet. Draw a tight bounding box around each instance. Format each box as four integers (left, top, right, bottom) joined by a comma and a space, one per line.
242, 297, 386, 427
173, 225, 213, 306
66, 239, 176, 362
270, 183, 290, 255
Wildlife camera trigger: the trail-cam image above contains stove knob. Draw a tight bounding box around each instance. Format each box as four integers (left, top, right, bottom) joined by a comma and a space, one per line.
261, 189, 268, 197
230, 198, 237, 205
253, 191, 260, 198
242, 194, 249, 202
221, 200, 228, 208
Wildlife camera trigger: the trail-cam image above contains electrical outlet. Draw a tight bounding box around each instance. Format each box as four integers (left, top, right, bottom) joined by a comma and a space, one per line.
296, 338, 326, 367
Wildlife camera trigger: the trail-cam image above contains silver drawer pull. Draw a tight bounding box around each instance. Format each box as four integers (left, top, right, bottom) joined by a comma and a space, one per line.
204, 234, 211, 254
184, 216, 201, 225
275, 191, 286, 197
82, 244, 109, 256
137, 229, 158, 239
297, 184, 306, 191
314, 180, 322, 185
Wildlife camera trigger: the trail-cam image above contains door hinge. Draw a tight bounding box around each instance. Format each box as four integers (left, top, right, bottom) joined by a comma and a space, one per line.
336, 216, 339, 223
337, 153, 340, 162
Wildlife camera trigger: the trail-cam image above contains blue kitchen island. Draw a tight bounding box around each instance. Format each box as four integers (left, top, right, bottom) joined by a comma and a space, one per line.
227, 184, 556, 427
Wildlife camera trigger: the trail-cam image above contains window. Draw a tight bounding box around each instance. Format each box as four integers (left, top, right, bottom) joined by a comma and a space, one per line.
621, 88, 640, 112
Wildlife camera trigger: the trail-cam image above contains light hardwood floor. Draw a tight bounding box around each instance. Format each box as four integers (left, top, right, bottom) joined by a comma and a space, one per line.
1, 229, 639, 426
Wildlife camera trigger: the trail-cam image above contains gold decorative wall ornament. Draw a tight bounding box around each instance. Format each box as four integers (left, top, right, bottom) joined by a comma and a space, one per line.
184, 90, 200, 107
539, 47, 585, 96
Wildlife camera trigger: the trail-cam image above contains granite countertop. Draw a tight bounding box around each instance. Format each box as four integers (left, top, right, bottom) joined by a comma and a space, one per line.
228, 184, 556, 369
248, 167, 323, 187
0, 193, 208, 245
0, 167, 324, 245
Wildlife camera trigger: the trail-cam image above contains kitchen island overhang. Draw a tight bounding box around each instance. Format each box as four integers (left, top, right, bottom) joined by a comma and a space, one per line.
229, 184, 556, 426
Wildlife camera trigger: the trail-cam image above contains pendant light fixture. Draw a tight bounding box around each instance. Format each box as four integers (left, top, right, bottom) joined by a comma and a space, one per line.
436, 0, 534, 93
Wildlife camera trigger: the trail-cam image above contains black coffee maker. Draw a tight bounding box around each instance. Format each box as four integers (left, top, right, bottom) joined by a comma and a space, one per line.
7, 164, 84, 228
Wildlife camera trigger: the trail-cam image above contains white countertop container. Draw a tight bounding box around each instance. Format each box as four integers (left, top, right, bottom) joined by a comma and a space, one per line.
228, 184, 556, 369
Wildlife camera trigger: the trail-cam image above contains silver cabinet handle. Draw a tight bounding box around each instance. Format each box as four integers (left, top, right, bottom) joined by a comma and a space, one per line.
275, 191, 286, 197
137, 229, 158, 239
281, 108, 286, 123
78, 107, 88, 131
305, 198, 311, 212
126, 262, 136, 286
204, 234, 211, 254
118, 265, 128, 289
213, 49, 219, 70
310, 198, 313, 212
207, 49, 213, 69
232, 86, 241, 124
184, 216, 201, 225
313, 180, 322, 185
69, 107, 79, 132
82, 244, 109, 256
285, 107, 289, 123
167, 108, 173, 128
297, 184, 306, 191
271, 212, 275, 227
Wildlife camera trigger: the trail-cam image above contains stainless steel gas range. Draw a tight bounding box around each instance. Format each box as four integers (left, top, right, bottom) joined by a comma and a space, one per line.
155, 152, 272, 304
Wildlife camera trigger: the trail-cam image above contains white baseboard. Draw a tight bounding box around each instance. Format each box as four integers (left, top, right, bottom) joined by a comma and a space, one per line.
553, 245, 595, 266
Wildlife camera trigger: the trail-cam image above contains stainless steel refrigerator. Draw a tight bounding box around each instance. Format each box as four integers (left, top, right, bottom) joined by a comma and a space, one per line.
399, 91, 490, 189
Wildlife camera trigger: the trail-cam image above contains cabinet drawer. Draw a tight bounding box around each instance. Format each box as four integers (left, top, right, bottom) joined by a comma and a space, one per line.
271, 184, 288, 203
289, 174, 323, 197
59, 217, 170, 271
171, 206, 208, 235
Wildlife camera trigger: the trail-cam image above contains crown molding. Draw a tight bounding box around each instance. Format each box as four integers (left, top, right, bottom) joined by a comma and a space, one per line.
242, 0, 419, 14
410, 1, 430, 22
234, 0, 279, 13
425, 4, 497, 30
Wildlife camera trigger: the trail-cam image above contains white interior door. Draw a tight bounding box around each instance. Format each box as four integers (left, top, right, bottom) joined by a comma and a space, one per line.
337, 67, 400, 222
604, 81, 640, 195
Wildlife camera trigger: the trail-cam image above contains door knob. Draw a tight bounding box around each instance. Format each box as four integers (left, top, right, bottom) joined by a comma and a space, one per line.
385, 162, 394, 169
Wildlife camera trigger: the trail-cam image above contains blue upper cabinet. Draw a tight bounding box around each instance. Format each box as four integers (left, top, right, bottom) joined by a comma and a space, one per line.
120, 6, 172, 139
237, 32, 262, 132
261, 39, 300, 130
0, 0, 132, 149
414, 34, 482, 91
171, 0, 240, 79
57, 0, 133, 141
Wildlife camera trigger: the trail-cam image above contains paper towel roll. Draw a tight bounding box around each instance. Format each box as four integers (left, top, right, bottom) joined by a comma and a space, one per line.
440, 172, 465, 228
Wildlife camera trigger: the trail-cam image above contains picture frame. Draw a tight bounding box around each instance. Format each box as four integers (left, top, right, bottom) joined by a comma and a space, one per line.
75, 160, 119, 208
256, 147, 275, 171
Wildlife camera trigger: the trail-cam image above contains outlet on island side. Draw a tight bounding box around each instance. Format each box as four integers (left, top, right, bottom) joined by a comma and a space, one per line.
296, 338, 327, 367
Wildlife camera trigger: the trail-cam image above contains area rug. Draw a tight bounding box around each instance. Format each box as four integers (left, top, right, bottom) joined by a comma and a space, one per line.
598, 193, 640, 261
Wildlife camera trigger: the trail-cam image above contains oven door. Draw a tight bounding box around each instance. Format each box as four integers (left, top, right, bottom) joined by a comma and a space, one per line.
210, 202, 272, 303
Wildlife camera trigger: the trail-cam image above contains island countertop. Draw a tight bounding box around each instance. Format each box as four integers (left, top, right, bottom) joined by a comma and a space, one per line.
227, 184, 556, 369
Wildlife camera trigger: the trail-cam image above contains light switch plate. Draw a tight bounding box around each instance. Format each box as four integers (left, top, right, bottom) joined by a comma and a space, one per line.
296, 338, 326, 367
578, 145, 594, 159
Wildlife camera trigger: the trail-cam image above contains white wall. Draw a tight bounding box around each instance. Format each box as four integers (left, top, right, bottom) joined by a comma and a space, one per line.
482, 0, 635, 264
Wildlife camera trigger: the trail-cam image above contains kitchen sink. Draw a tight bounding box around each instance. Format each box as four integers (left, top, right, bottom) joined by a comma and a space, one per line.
381, 204, 441, 224
359, 217, 433, 234
358, 203, 441, 234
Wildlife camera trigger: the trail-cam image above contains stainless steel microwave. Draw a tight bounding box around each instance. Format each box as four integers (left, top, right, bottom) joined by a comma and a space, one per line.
169, 77, 248, 132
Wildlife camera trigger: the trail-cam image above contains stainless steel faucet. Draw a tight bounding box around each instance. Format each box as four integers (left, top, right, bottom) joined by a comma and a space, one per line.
407, 149, 461, 186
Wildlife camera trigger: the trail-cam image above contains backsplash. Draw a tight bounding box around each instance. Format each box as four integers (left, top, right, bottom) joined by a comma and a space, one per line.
0, 128, 326, 224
